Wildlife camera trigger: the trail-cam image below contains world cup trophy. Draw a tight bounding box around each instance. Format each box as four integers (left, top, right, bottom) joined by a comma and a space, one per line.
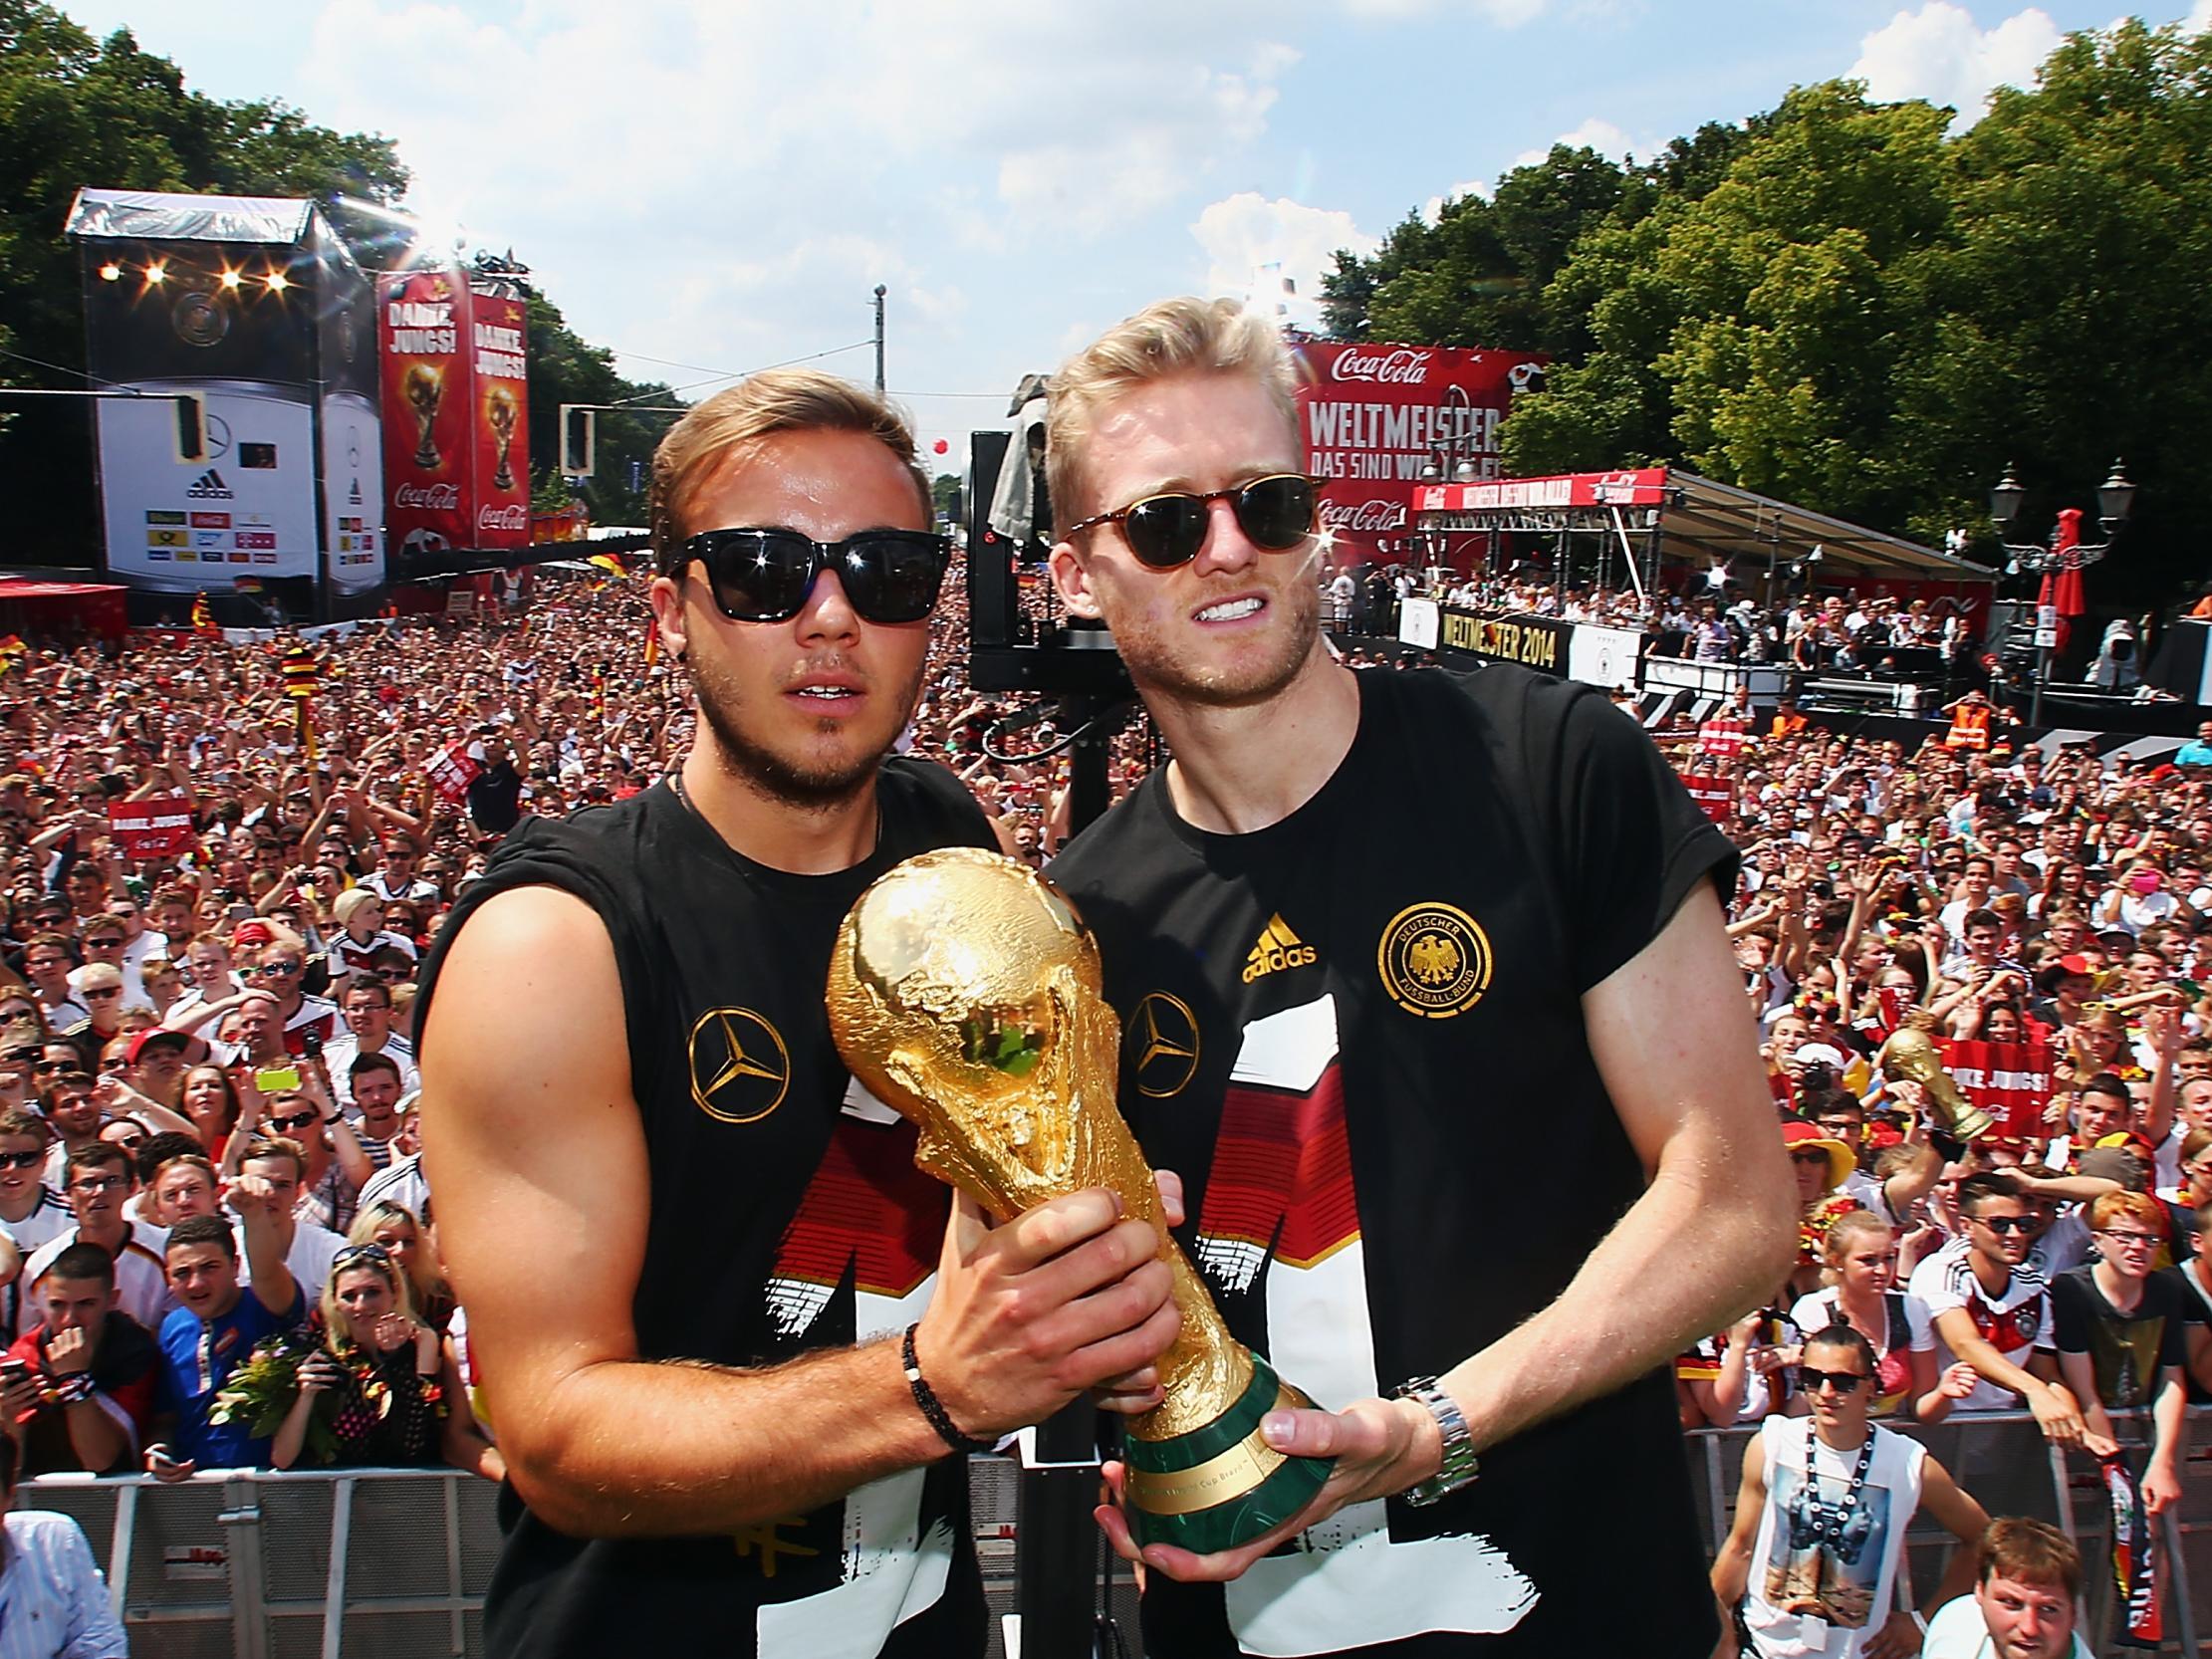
402, 362, 443, 470
485, 382, 520, 492
1877, 1009, 1994, 1140
828, 846, 1333, 1551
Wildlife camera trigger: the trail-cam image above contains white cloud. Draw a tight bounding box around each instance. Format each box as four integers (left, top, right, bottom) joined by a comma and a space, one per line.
267, 0, 1310, 441
1191, 193, 1380, 330
1420, 179, 1493, 224
1516, 116, 1639, 167
1850, 3, 2064, 127
2187, 0, 2212, 32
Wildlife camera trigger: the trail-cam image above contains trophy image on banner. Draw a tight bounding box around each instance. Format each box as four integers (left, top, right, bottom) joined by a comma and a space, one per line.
403, 361, 443, 469
1877, 1009, 1994, 1141
828, 847, 1333, 1551
485, 381, 520, 491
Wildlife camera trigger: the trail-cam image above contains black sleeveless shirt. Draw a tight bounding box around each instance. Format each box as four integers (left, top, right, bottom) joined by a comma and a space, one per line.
1051, 665, 1738, 1659
416, 760, 995, 1658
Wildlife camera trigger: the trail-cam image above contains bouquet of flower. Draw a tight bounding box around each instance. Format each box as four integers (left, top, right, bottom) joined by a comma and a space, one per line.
209, 1329, 344, 1465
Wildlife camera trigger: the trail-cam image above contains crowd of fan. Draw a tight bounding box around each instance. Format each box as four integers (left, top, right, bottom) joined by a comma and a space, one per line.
0, 571, 2208, 1527
0, 566, 1165, 1489
1672, 700, 2212, 1532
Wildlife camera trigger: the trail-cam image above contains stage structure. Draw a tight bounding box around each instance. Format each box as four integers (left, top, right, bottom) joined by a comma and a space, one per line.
65, 189, 384, 623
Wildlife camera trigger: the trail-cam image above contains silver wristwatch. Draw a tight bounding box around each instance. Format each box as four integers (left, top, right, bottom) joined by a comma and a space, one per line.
1394, 1376, 1480, 1506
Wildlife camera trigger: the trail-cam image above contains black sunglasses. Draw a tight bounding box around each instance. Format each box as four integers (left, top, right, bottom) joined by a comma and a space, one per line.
1799, 1368, 1868, 1394
268, 1111, 320, 1134
1068, 474, 1319, 570
1974, 1214, 2035, 1235
0, 1149, 41, 1170
675, 528, 952, 625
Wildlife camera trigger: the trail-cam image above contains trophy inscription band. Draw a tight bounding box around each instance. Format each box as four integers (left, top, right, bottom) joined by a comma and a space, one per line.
1123, 1384, 1294, 1516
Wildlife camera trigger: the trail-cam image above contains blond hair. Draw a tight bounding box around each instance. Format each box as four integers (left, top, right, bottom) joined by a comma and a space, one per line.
1045, 297, 1298, 539
320, 1242, 420, 1347
647, 368, 931, 572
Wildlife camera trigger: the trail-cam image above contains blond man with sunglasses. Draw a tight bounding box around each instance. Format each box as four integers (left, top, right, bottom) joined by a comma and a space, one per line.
1044, 297, 1794, 1658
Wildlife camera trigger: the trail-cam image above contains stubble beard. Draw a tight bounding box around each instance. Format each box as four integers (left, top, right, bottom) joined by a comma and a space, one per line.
687, 648, 925, 811
1111, 571, 1325, 712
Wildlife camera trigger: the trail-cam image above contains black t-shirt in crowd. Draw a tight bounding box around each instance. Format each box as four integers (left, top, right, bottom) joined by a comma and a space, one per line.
417, 760, 995, 1659
1050, 663, 1739, 1659
466, 757, 523, 834
2051, 1264, 2188, 1410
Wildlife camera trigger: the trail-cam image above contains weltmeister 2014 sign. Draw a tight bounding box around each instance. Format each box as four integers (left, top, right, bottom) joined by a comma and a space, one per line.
1438, 607, 1572, 673
1293, 342, 1547, 570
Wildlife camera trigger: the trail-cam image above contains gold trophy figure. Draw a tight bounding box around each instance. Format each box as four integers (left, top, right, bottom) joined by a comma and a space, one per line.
485, 382, 520, 492
828, 847, 1332, 1551
1877, 1009, 1994, 1140
402, 362, 444, 470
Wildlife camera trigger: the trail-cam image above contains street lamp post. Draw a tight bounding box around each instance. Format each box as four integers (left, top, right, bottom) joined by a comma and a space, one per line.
1988, 460, 2136, 725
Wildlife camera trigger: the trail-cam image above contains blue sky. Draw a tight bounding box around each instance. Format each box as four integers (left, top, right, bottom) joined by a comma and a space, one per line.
57, 1, 2206, 472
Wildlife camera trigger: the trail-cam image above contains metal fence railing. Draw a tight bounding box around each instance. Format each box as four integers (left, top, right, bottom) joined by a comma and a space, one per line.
21, 1408, 2212, 1657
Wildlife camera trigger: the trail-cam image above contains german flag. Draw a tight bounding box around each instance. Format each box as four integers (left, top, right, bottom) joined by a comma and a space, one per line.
0, 635, 24, 676
190, 592, 216, 637
281, 645, 320, 700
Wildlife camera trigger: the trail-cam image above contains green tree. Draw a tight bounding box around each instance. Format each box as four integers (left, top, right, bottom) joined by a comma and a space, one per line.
1319, 146, 1624, 348
931, 471, 960, 525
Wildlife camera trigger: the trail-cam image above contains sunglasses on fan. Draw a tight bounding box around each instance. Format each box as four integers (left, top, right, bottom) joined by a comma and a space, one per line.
673, 528, 952, 625
1068, 474, 1321, 570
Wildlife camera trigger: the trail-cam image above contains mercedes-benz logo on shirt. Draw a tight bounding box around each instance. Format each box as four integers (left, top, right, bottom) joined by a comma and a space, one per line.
1128, 992, 1200, 1098
687, 1008, 791, 1124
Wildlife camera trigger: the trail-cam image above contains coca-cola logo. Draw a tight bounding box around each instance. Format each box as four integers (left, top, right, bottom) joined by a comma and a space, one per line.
1330, 348, 1432, 385
478, 504, 529, 532
393, 482, 460, 510
1319, 499, 1407, 532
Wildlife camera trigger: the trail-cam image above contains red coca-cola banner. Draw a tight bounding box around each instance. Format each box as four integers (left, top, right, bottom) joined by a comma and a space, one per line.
1699, 718, 1747, 757
1292, 341, 1546, 572
1413, 465, 1672, 514
1938, 1038, 2055, 1142
1682, 775, 1734, 824
471, 290, 530, 549
378, 268, 530, 560
109, 796, 196, 858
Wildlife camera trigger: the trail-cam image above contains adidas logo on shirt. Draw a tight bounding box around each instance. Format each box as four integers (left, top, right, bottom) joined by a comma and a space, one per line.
1242, 913, 1318, 983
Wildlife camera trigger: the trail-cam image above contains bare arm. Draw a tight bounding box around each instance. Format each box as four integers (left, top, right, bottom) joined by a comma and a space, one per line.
1937, 1308, 2090, 1448
1448, 884, 1795, 1445
1709, 1430, 1767, 1610
437, 1335, 506, 1483
1914, 1458, 1993, 1606
420, 884, 1176, 1538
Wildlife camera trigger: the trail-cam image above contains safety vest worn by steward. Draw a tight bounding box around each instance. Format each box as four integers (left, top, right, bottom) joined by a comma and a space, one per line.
1946, 703, 1992, 750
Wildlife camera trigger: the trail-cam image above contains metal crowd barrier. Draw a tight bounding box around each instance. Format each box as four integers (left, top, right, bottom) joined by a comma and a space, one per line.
21, 1410, 2212, 1657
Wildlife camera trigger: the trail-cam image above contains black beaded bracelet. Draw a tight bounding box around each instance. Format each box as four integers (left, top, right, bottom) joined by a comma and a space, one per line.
900, 1323, 995, 1457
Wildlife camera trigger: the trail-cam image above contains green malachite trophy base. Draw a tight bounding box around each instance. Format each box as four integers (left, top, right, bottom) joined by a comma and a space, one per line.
1122, 1353, 1334, 1553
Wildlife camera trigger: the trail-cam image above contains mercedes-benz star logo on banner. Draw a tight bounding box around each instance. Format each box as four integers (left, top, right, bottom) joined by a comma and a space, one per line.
1128, 992, 1201, 1098
687, 1008, 791, 1124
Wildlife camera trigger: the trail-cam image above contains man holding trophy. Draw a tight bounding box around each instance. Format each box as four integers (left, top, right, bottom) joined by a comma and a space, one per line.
417, 370, 1182, 1658
1038, 298, 1797, 1656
